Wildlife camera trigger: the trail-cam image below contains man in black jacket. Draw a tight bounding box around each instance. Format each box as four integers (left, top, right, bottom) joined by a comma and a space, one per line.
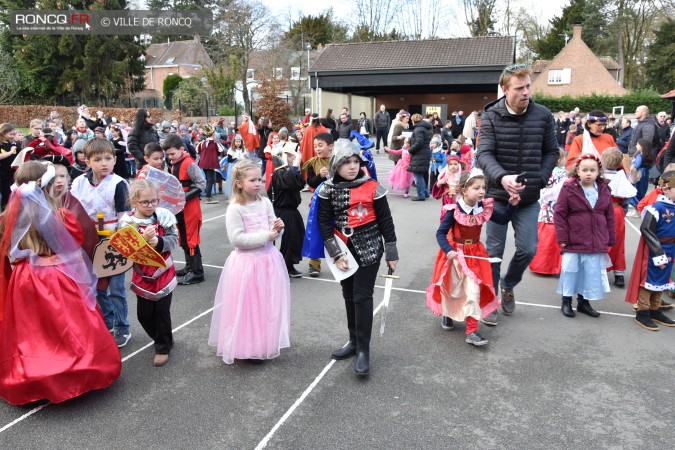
476, 64, 559, 325
374, 104, 391, 153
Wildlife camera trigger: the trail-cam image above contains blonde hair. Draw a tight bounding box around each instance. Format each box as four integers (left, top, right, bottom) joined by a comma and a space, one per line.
600, 147, 623, 171
229, 160, 262, 205
14, 161, 47, 186
410, 113, 423, 124
129, 179, 160, 206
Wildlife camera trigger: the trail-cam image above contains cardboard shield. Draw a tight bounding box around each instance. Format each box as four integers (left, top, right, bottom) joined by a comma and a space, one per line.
109, 226, 168, 269
92, 238, 133, 278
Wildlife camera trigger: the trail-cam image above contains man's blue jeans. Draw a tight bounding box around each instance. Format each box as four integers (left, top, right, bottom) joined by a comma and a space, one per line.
413, 172, 429, 199
97, 272, 129, 333
486, 200, 539, 292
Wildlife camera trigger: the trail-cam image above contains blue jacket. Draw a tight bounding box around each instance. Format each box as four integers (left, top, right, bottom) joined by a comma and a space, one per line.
616, 127, 632, 154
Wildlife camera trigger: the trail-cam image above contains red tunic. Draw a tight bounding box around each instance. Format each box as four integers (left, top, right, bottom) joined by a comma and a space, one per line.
172, 153, 202, 250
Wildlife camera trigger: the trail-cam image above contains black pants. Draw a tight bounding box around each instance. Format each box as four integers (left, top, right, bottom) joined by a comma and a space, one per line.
137, 293, 173, 354
204, 169, 216, 198
176, 212, 204, 277
375, 128, 388, 150
1, 175, 12, 211
339, 262, 378, 353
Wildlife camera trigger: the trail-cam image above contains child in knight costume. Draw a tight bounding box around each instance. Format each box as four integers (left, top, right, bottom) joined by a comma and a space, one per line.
626, 170, 675, 330
317, 139, 398, 376
119, 180, 179, 366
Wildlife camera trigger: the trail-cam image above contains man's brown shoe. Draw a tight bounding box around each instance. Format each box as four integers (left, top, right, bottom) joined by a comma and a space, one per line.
154, 354, 169, 366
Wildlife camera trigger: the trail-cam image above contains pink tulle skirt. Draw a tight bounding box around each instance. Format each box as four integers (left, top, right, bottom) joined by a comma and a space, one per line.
387, 160, 414, 193
208, 244, 291, 364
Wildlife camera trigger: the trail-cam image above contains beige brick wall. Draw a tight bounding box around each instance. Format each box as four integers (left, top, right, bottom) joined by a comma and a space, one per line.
532, 26, 627, 98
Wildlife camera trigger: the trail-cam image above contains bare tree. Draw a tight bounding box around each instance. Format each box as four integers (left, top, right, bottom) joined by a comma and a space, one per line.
215, 0, 279, 114
350, 0, 402, 39
512, 7, 550, 64
396, 0, 447, 39
462, 0, 498, 36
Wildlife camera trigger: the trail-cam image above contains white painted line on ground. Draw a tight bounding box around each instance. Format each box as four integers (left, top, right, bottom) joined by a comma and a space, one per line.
0, 404, 47, 434
625, 216, 641, 236
254, 359, 337, 449
202, 213, 227, 223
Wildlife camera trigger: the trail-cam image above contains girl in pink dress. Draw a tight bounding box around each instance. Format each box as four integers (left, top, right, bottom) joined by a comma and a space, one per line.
208, 160, 291, 364
385, 138, 414, 197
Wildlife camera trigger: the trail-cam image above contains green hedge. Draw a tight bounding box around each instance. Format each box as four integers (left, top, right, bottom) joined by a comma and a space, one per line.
533, 89, 672, 115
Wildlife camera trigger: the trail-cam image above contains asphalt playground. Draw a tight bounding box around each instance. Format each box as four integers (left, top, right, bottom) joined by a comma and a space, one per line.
1, 153, 674, 449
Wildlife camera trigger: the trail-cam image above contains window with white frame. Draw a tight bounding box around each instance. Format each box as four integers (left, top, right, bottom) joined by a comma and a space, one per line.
548, 68, 571, 85
290, 67, 300, 80
246, 69, 255, 80
275, 67, 283, 79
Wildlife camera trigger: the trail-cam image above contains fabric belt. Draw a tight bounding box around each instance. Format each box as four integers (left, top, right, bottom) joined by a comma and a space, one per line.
659, 237, 675, 244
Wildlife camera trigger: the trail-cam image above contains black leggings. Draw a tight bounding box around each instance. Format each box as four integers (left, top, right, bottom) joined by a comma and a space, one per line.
137, 292, 173, 354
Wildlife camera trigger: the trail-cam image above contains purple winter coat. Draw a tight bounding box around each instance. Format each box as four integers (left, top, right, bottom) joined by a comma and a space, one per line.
554, 178, 616, 254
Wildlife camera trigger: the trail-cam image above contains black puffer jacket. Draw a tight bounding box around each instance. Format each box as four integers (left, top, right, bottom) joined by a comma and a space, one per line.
476, 97, 559, 205
127, 124, 160, 169
408, 120, 432, 173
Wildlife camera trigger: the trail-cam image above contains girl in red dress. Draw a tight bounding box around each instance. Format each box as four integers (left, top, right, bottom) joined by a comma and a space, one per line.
0, 165, 120, 406
426, 169, 520, 346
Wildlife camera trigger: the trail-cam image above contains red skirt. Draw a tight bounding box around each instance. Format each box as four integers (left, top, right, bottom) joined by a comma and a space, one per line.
426, 241, 498, 321
0, 261, 121, 405
607, 205, 626, 271
529, 222, 561, 275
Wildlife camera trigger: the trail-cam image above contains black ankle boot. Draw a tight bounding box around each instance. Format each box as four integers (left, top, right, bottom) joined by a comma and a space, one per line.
561, 297, 575, 317
354, 352, 370, 376
577, 298, 600, 317
331, 342, 356, 360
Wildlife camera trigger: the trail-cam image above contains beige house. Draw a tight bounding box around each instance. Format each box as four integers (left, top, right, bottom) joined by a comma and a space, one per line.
137, 36, 213, 104
531, 25, 627, 98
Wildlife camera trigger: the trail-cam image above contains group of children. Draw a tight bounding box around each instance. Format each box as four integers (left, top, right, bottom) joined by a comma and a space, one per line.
1, 109, 672, 406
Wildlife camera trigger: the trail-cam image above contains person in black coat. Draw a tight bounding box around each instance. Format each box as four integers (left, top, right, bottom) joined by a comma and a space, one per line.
77, 105, 107, 131
267, 151, 305, 277
325, 109, 339, 141
408, 114, 432, 201
127, 109, 160, 170
475, 64, 559, 323
338, 112, 354, 139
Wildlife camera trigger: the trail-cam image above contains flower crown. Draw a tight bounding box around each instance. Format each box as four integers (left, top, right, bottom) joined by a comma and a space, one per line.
574, 153, 602, 170
463, 167, 484, 187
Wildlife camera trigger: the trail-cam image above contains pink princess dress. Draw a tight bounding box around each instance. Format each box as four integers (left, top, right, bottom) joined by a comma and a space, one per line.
386, 147, 414, 196
208, 198, 291, 363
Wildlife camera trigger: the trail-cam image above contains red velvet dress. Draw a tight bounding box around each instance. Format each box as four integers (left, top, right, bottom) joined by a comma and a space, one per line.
0, 211, 121, 406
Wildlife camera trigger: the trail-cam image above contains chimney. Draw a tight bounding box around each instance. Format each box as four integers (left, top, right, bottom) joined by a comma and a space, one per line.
194, 34, 200, 43
572, 24, 582, 41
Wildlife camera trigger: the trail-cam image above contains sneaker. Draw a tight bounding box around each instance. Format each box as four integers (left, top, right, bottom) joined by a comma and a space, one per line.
403, 194, 408, 198
651, 309, 675, 327
626, 207, 640, 218
465, 332, 488, 346
205, 197, 218, 204
481, 310, 498, 326
115, 331, 131, 348
441, 316, 454, 330
660, 299, 675, 310
308, 266, 320, 278
301, 187, 310, 192
614, 274, 625, 288
287, 266, 303, 278
153, 354, 169, 366
501, 288, 516, 315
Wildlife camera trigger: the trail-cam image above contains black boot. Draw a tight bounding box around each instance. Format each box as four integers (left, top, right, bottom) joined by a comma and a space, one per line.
577, 296, 600, 317
650, 309, 675, 327
561, 296, 575, 317
331, 297, 357, 360
635, 310, 659, 331
354, 300, 373, 376
176, 247, 192, 277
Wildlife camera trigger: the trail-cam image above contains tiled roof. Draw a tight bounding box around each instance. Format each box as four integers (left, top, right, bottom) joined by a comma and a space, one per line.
597, 56, 620, 70
146, 38, 213, 68
310, 36, 516, 71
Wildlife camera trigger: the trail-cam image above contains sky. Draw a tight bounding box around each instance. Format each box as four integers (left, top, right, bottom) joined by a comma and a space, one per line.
261, 0, 566, 38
